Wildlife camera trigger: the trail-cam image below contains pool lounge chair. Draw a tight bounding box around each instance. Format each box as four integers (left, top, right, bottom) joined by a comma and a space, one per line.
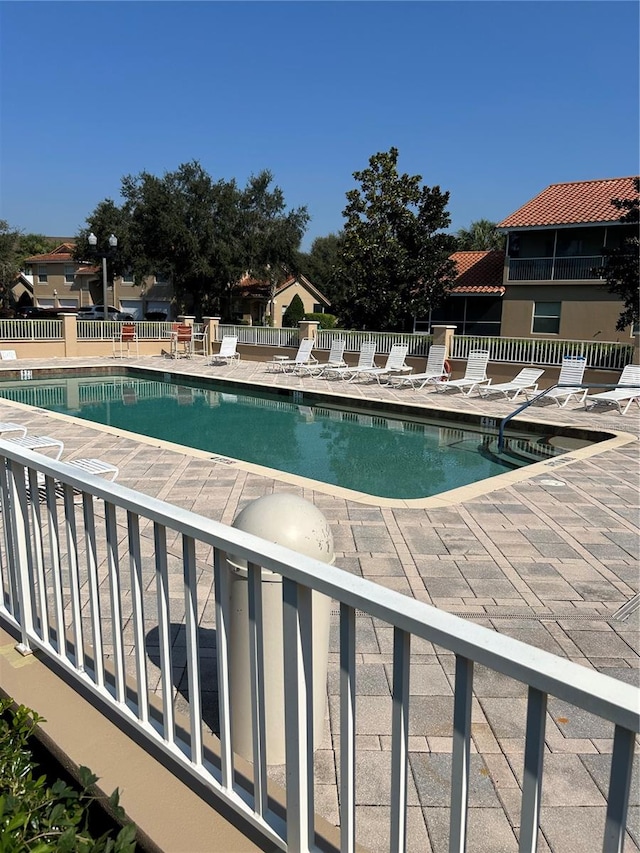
324, 341, 376, 380
211, 335, 240, 367
348, 344, 411, 384
477, 368, 545, 400
389, 345, 448, 389
266, 338, 316, 373
434, 350, 491, 396
524, 356, 588, 407
298, 339, 347, 376
584, 364, 640, 415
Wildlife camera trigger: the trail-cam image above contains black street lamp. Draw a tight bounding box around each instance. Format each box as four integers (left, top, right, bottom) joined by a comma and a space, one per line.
88, 232, 118, 320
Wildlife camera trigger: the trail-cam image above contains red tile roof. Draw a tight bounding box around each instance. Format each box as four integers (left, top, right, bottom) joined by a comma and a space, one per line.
449, 250, 505, 294
498, 177, 639, 228
25, 242, 76, 263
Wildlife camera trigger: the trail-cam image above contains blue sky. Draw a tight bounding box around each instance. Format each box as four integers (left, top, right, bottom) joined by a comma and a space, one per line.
1, 1, 638, 251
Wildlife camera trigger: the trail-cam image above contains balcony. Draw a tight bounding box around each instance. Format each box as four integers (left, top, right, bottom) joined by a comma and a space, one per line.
508, 255, 607, 282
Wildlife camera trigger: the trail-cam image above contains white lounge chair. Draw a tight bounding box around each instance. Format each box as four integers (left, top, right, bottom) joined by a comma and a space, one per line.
324, 341, 376, 380
211, 335, 240, 367
584, 364, 640, 415
389, 345, 448, 389
266, 338, 316, 373
298, 339, 347, 376
2, 434, 64, 460
0, 423, 28, 438
477, 368, 545, 400
348, 344, 411, 384
434, 350, 491, 396
524, 356, 587, 407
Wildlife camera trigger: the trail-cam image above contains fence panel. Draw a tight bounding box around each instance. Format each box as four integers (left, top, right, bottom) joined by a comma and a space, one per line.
450, 335, 633, 369
0, 319, 62, 340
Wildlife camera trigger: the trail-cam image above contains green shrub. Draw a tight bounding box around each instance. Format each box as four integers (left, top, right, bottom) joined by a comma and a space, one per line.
304, 312, 337, 329
0, 698, 137, 852
282, 294, 305, 327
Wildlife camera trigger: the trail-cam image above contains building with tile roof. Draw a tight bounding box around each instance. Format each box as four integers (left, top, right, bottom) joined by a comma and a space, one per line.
232, 273, 331, 325
496, 177, 638, 341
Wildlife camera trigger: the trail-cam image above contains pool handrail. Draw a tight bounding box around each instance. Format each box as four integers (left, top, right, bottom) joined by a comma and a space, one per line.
497, 380, 640, 451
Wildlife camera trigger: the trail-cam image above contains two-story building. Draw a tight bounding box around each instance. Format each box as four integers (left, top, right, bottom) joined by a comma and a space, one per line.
21, 243, 173, 319
497, 176, 637, 341
418, 176, 638, 342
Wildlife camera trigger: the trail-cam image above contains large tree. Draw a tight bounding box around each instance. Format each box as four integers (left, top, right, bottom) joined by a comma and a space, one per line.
455, 219, 506, 252
0, 220, 21, 309
335, 148, 457, 331
296, 232, 344, 300
598, 177, 639, 331
238, 171, 309, 322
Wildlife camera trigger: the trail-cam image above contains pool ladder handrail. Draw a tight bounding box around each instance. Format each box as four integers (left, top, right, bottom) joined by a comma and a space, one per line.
497, 380, 640, 452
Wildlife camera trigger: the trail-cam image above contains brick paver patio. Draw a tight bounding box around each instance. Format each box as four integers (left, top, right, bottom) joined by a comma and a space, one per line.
0, 353, 637, 853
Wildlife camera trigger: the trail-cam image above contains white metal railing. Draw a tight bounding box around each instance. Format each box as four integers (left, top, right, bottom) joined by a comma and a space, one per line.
77, 320, 182, 341
0, 319, 62, 340
0, 441, 637, 853
450, 335, 634, 369
218, 324, 299, 348
508, 255, 606, 281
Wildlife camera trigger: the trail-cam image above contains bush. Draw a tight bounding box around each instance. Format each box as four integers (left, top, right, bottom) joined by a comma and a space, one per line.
0, 698, 137, 852
282, 294, 305, 327
304, 312, 337, 329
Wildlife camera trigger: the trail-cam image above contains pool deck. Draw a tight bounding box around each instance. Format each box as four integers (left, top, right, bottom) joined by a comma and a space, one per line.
0, 353, 638, 853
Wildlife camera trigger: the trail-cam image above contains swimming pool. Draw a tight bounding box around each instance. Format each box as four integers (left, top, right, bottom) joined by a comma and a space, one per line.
0, 371, 590, 500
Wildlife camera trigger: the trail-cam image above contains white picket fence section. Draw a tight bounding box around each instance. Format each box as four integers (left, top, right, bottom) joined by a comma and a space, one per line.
450, 335, 634, 370
0, 319, 63, 340
0, 441, 637, 853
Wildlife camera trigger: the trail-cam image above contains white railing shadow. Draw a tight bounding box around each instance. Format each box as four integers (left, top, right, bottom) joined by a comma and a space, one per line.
0, 441, 637, 853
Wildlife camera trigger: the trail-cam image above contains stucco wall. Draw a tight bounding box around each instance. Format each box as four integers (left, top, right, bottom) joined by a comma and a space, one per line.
501, 284, 629, 342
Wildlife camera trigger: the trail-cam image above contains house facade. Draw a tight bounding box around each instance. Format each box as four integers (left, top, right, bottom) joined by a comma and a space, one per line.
418, 176, 638, 342
232, 273, 331, 325
21, 244, 173, 319
497, 176, 638, 341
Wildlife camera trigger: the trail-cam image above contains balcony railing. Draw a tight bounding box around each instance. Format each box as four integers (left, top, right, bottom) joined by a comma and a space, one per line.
508, 255, 606, 281
0, 441, 637, 853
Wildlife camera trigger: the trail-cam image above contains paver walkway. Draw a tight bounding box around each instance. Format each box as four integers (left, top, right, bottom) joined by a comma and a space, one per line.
0, 353, 637, 853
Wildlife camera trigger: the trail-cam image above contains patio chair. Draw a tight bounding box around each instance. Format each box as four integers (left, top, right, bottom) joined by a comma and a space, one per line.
0, 422, 28, 438
389, 345, 449, 389
324, 341, 377, 380
171, 324, 193, 359
584, 364, 640, 415
113, 323, 139, 359
266, 338, 316, 373
477, 368, 545, 400
348, 344, 411, 384
2, 433, 64, 460
211, 335, 240, 367
434, 350, 491, 396
298, 339, 346, 376
524, 356, 587, 407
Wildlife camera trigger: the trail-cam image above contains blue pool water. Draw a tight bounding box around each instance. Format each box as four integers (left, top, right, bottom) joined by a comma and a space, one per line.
0, 372, 576, 499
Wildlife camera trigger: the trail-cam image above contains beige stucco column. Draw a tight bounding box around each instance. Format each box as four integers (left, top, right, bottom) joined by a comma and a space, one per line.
178, 315, 195, 327
60, 313, 78, 357
632, 333, 640, 365
430, 325, 457, 359
203, 316, 220, 355
298, 319, 319, 341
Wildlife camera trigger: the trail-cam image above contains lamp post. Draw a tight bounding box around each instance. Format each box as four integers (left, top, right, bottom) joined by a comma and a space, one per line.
88, 232, 118, 320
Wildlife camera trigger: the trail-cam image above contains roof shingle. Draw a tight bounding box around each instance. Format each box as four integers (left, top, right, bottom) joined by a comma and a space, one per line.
498, 177, 639, 229
449, 250, 505, 294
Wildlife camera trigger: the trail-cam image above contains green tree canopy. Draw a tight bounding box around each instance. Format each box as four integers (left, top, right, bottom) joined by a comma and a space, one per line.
334, 148, 457, 331
0, 220, 22, 308
16, 234, 57, 269
296, 232, 344, 300
76, 161, 308, 320
455, 219, 506, 251
598, 177, 639, 331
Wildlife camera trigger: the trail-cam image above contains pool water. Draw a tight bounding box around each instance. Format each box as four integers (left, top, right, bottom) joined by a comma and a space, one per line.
0, 373, 578, 499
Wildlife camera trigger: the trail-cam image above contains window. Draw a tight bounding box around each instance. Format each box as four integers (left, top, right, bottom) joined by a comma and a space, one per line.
312, 304, 324, 314
121, 269, 134, 285
64, 264, 75, 284
155, 271, 170, 285
37, 265, 48, 283
532, 301, 561, 334
426, 295, 503, 335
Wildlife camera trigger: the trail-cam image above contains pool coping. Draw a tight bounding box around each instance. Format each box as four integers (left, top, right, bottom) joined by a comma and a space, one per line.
0, 362, 636, 509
